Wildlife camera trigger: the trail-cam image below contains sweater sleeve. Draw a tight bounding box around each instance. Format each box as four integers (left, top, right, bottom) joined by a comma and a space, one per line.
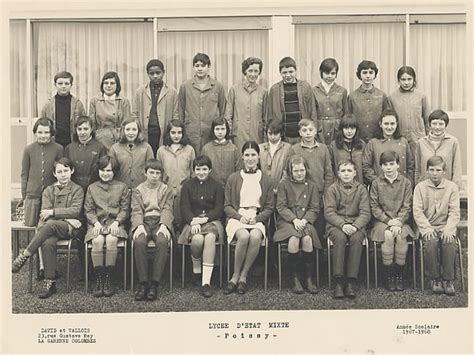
159, 187, 175, 230
276, 182, 298, 223
130, 188, 144, 232
444, 184, 460, 237
41, 186, 54, 210
178, 83, 186, 122
53, 185, 84, 219
20, 147, 30, 199
397, 179, 413, 224
451, 139, 463, 190
180, 181, 195, 225
224, 87, 235, 134
405, 139, 415, 186
412, 184, 434, 236
324, 185, 346, 229
302, 184, 320, 224
255, 177, 275, 224
262, 89, 269, 139
171, 89, 179, 121
217, 83, 227, 118
83, 186, 98, 225
116, 184, 130, 225
206, 183, 225, 222
224, 175, 243, 220
121, 98, 132, 122
369, 180, 391, 224
352, 186, 371, 230
362, 140, 377, 184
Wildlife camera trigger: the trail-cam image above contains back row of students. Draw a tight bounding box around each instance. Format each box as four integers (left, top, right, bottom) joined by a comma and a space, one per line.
15, 109, 461, 300
41, 54, 441, 157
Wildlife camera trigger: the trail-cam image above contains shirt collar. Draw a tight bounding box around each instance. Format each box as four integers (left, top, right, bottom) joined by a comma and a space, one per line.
382, 172, 400, 184
357, 85, 375, 94
300, 140, 319, 149
320, 81, 334, 94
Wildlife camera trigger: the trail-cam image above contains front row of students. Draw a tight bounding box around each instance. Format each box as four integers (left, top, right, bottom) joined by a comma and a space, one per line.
12, 146, 461, 300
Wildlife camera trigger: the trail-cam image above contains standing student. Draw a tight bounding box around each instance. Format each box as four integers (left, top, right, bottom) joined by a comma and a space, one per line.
267, 57, 317, 144
369, 151, 415, 291
12, 158, 84, 299
324, 160, 371, 299
224, 57, 268, 151
178, 53, 227, 154
109, 118, 154, 189
223, 141, 275, 295
89, 71, 131, 150
389, 66, 429, 154
414, 109, 462, 190
273, 155, 320, 294
328, 114, 366, 185
132, 59, 179, 155
313, 58, 348, 145
40, 71, 86, 148
413, 156, 460, 296
21, 118, 63, 227
131, 159, 175, 301
362, 110, 414, 186
65, 115, 107, 192
346, 60, 391, 143
259, 119, 292, 193
84, 156, 130, 297
201, 117, 241, 187
179, 155, 225, 298
156, 119, 196, 225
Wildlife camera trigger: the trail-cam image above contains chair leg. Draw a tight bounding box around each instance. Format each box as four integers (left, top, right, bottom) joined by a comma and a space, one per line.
123, 242, 127, 291
457, 237, 465, 292
327, 238, 331, 289
365, 238, 369, 290
66, 239, 72, 292
264, 239, 268, 291
419, 239, 424, 292
227, 244, 231, 282
374, 241, 378, 289
219, 244, 223, 288
130, 240, 134, 292
85, 243, 89, 293
412, 241, 416, 289
315, 248, 320, 288
277, 243, 282, 291
181, 245, 185, 288
169, 239, 173, 291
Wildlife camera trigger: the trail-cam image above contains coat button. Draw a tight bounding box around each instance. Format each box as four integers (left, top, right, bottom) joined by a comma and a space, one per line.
302, 208, 305, 211
303, 195, 307, 198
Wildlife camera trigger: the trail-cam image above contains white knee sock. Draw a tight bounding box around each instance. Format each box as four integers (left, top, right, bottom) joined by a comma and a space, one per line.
191, 256, 202, 274
202, 262, 214, 286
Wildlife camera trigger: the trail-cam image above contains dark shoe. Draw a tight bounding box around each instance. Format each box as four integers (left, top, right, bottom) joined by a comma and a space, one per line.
345, 282, 356, 299
201, 284, 213, 298
191, 272, 202, 286
387, 275, 396, 291
134, 283, 148, 301
395, 275, 405, 291
223, 281, 236, 295
38, 279, 56, 299
237, 281, 247, 294
36, 268, 45, 281
103, 267, 114, 297
306, 278, 319, 294
12, 253, 29, 273
334, 283, 344, 299
431, 279, 444, 294
147, 284, 158, 301
292, 276, 304, 294
443, 280, 455, 296
93, 267, 104, 298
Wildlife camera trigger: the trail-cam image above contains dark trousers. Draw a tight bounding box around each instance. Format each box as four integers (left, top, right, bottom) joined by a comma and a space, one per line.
26, 220, 72, 280
329, 229, 365, 279
424, 235, 456, 280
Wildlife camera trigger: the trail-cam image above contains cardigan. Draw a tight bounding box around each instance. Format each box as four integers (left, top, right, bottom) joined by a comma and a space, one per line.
65, 138, 107, 191
224, 169, 275, 224
40, 95, 86, 142
180, 176, 224, 224
132, 82, 179, 146
89, 94, 131, 149
324, 180, 371, 234
201, 140, 241, 186
414, 134, 462, 189
130, 180, 175, 233
224, 81, 268, 151
109, 142, 154, 189
362, 137, 415, 185
266, 80, 318, 135
413, 178, 460, 237
21, 141, 64, 199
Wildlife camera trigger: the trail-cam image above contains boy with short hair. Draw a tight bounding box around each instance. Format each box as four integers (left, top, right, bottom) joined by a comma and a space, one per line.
413, 156, 460, 296
131, 159, 175, 301
132, 59, 179, 156
267, 57, 317, 144
346, 60, 391, 142
40, 71, 86, 148
178, 53, 227, 154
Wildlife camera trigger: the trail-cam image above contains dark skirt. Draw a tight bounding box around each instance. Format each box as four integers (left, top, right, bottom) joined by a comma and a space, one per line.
178, 220, 224, 245
273, 220, 322, 249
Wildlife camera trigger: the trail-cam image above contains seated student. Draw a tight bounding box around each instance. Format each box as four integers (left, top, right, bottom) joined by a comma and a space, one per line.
346, 60, 391, 143
12, 157, 84, 299
179, 155, 225, 298
83, 156, 130, 298
413, 156, 460, 296
132, 59, 179, 156
131, 159, 175, 301
259, 119, 292, 193
414, 109, 462, 190
369, 151, 415, 291
267, 57, 317, 144
273, 155, 320, 294
40, 71, 86, 148
223, 141, 275, 295
178, 52, 227, 154
324, 160, 371, 299
201, 117, 241, 187
313, 58, 348, 145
